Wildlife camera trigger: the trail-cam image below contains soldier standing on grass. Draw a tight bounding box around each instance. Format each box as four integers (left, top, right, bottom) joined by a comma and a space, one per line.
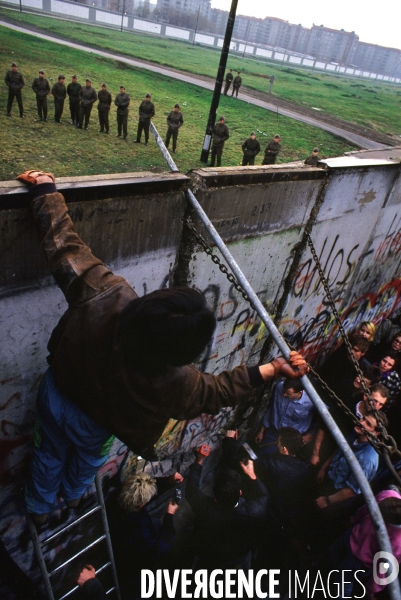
134, 93, 155, 146
231, 72, 242, 98
5, 62, 25, 118
223, 69, 233, 96
97, 82, 112, 134
77, 78, 97, 130
32, 69, 50, 122
67, 75, 81, 126
52, 75, 66, 123
209, 116, 229, 167
115, 85, 130, 140
241, 132, 261, 166
165, 104, 184, 154
262, 134, 281, 165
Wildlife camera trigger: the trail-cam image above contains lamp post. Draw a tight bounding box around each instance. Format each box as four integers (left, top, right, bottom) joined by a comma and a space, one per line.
200, 0, 238, 163
193, 4, 201, 46
242, 20, 250, 58
120, 0, 126, 32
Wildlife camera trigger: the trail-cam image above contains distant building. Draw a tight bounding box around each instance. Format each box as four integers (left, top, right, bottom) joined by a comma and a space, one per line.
352, 42, 401, 77
259, 16, 291, 48
306, 25, 359, 65
209, 8, 228, 35
156, 0, 210, 18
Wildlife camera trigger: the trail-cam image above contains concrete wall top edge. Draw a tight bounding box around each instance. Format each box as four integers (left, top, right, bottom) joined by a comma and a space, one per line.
189, 166, 327, 190
0, 171, 189, 210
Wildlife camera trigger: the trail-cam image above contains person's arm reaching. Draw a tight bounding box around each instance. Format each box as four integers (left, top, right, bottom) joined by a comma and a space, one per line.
310, 427, 325, 466
316, 487, 355, 509
17, 171, 126, 306
237, 459, 269, 518
169, 351, 309, 421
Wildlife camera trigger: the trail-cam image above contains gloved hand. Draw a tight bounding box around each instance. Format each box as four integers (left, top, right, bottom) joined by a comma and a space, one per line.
17, 170, 55, 185
270, 350, 309, 379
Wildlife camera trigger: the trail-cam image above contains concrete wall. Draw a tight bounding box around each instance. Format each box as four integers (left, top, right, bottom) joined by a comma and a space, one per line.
2, 0, 401, 83
1, 159, 401, 588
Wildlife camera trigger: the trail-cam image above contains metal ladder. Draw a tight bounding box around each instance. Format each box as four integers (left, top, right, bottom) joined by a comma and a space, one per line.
26, 472, 121, 600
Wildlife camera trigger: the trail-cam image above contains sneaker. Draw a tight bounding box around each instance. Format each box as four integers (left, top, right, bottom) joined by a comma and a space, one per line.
6, 112, 11, 117
71, 120, 75, 125
65, 497, 82, 509
105, 130, 109, 134
145, 142, 148, 146
20, 114, 25, 119
99, 129, 104, 133
172, 149, 176, 153
123, 135, 127, 141
116, 134, 121, 137
133, 140, 140, 143
84, 127, 88, 130
29, 512, 49, 526
44, 118, 48, 122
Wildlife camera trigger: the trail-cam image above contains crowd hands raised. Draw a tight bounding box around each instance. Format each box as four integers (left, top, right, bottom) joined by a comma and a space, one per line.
98, 317, 401, 600
69, 319, 401, 600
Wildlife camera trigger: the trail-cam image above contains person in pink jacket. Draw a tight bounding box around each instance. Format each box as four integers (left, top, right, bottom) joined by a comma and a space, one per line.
330, 489, 401, 598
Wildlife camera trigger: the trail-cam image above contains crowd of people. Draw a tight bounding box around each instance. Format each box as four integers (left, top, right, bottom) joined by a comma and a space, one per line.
3, 56, 392, 600
5, 62, 321, 167
84, 317, 401, 600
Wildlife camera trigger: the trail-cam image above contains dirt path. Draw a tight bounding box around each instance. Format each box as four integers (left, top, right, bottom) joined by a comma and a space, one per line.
0, 18, 395, 150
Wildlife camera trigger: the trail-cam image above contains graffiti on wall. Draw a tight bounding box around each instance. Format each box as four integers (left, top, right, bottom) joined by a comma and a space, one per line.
282, 214, 401, 366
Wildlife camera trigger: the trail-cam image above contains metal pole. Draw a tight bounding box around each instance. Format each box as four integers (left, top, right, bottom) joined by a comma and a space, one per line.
186, 190, 401, 600
200, 0, 238, 163
26, 513, 55, 600
242, 21, 250, 58
95, 473, 122, 600
149, 121, 401, 600
120, 0, 125, 32
193, 4, 201, 46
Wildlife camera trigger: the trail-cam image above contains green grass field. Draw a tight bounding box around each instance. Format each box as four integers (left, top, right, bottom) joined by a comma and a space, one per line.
1, 24, 356, 180
1, 7, 401, 136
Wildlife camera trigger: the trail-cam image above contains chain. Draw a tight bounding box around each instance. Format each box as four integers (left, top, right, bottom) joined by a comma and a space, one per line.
284, 336, 399, 453
304, 231, 401, 458
183, 218, 255, 309
183, 217, 401, 461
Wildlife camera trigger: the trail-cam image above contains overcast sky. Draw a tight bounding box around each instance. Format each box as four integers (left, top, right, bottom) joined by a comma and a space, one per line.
210, 0, 400, 50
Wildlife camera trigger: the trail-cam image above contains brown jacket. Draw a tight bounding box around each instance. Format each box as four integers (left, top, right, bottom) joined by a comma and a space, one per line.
31, 189, 255, 455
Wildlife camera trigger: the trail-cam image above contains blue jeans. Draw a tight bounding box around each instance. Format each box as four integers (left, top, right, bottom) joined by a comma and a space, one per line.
25, 368, 114, 515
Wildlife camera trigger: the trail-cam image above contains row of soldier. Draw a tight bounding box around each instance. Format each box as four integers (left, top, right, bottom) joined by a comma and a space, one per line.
5, 64, 183, 149
212, 118, 320, 168
6, 62, 320, 164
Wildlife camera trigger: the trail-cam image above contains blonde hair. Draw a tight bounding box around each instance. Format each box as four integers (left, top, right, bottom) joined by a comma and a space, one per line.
119, 473, 157, 513
358, 321, 376, 342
